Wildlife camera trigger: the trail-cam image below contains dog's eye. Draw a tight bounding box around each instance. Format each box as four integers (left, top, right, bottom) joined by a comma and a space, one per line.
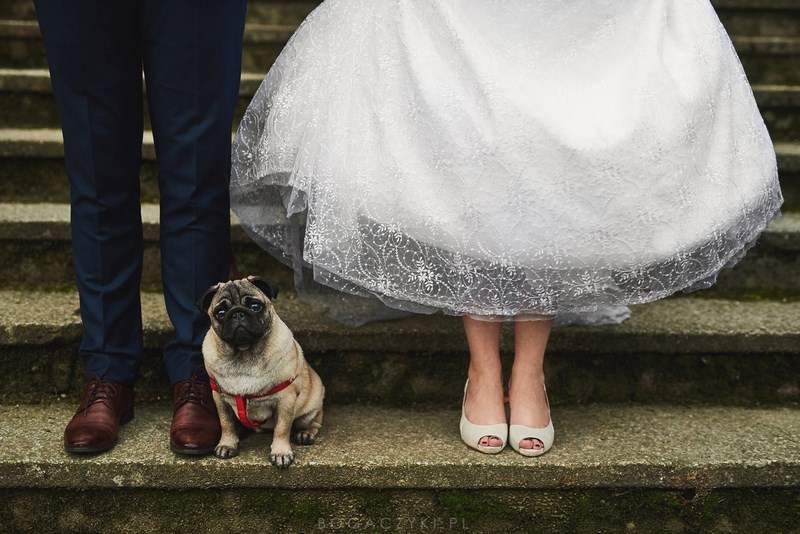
249, 302, 263, 313
214, 307, 227, 319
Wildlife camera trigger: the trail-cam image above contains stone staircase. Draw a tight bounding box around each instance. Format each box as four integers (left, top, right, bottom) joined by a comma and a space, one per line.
0, 1, 799, 532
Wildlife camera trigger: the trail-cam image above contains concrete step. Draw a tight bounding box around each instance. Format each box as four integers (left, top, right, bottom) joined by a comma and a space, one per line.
0, 20, 295, 73
1, 287, 798, 405
2, 0, 800, 30
0, 1, 320, 25
754, 84, 800, 142
734, 36, 800, 85
778, 140, 800, 210
0, 402, 798, 532
0, 128, 798, 200
716, 1, 800, 38
2, 17, 800, 84
1, 126, 798, 208
0, 202, 293, 292
0, 200, 798, 293
0, 128, 162, 204
3, 68, 800, 144
0, 68, 259, 133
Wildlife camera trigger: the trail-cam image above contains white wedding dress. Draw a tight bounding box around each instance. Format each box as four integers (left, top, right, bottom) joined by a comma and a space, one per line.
231, 0, 783, 326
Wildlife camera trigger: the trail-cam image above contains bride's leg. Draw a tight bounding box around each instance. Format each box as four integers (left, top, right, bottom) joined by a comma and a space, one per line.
510, 318, 553, 450
462, 316, 506, 447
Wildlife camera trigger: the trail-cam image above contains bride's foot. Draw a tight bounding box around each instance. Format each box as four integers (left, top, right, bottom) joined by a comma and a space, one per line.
461, 370, 507, 451
460, 316, 506, 453
508, 373, 553, 454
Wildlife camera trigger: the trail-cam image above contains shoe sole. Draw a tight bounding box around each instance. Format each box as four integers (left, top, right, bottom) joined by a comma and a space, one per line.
169, 442, 215, 455
64, 439, 118, 454
63, 408, 134, 454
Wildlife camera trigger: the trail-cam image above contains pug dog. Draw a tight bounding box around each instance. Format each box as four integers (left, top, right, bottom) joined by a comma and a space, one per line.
199, 276, 324, 468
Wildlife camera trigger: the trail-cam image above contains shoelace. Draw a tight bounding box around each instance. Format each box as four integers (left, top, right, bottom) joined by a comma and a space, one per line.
175, 372, 211, 411
81, 377, 119, 416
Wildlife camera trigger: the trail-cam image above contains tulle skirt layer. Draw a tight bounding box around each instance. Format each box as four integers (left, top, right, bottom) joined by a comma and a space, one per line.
231, 0, 783, 326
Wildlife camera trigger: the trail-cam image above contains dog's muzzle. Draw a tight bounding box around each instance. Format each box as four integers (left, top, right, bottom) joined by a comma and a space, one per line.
220, 306, 266, 345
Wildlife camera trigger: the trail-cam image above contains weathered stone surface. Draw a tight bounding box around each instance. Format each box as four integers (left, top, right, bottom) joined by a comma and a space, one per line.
0, 289, 799, 404
1, 486, 797, 533
1, 403, 798, 491
714, 0, 800, 7
0, 157, 159, 203
1, 1, 798, 529
0, 20, 294, 71
0, 205, 797, 292
4, 20, 800, 87
0, 128, 158, 159
716, 8, 800, 38
777, 141, 800, 172
6, 343, 800, 407
4, 66, 800, 143
783, 172, 800, 209
1, 290, 799, 355
0, 487, 798, 533
1, 0, 799, 26
1, 203, 797, 250
0, 1, 320, 24
731, 37, 800, 89
10, 134, 800, 200
238, 1, 320, 27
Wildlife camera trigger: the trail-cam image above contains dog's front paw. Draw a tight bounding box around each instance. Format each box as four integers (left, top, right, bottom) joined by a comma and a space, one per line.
270, 444, 295, 468
270, 452, 295, 468
214, 444, 239, 459
294, 430, 316, 445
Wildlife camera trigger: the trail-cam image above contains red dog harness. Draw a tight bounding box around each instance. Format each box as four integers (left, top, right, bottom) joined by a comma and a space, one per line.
209, 375, 297, 429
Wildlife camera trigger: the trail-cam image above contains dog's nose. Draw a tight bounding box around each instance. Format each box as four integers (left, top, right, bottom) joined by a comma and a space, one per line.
231, 311, 245, 321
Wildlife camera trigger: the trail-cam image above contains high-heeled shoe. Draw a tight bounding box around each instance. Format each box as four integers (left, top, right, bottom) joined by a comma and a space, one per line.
509, 382, 554, 457
459, 378, 508, 454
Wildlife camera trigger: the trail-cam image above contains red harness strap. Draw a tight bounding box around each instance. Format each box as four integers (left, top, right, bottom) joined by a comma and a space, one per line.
209, 375, 297, 429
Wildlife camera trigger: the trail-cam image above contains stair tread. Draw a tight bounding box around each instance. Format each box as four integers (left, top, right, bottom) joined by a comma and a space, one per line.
0, 201, 279, 243
712, 0, 800, 8
0, 402, 797, 490
3, 67, 800, 101
4, 17, 800, 43
5, 127, 800, 145
0, 288, 797, 354
776, 140, 800, 156
0, 0, 796, 521
3, 203, 797, 251
0, 19, 298, 41
1, 128, 799, 173
0, 128, 155, 143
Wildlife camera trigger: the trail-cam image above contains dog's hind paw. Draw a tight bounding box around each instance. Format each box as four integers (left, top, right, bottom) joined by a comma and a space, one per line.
270, 451, 295, 468
294, 430, 316, 445
214, 444, 239, 459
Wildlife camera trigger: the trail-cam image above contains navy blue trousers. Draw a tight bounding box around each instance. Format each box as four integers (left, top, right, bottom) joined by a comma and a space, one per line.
35, 0, 247, 385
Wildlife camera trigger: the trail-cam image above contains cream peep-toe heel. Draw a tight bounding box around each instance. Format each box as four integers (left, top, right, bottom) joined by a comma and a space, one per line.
459, 379, 508, 454
509, 382, 554, 457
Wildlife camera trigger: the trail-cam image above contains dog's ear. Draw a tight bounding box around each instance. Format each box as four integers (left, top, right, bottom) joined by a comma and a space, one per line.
197, 283, 223, 312
247, 276, 279, 300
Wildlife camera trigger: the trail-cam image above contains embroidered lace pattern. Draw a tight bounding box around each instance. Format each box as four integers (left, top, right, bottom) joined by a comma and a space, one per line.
231, 0, 783, 325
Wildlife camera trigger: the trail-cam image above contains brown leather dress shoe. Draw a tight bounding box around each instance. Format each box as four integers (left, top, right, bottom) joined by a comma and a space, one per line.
170, 373, 221, 455
64, 378, 135, 454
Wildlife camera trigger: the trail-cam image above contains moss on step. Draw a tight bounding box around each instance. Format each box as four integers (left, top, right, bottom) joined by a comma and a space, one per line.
682, 287, 800, 302
1, 488, 798, 533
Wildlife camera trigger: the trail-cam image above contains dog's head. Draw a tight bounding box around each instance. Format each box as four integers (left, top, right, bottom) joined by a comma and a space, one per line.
198, 276, 279, 350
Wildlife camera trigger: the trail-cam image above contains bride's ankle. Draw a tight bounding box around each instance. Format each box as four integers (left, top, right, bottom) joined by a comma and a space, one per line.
463, 372, 506, 425
508, 366, 545, 388
508, 374, 550, 427
467, 364, 503, 385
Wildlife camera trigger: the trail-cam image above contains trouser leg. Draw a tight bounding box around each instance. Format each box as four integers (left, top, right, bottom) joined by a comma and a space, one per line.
140, 0, 247, 384
35, 0, 144, 385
